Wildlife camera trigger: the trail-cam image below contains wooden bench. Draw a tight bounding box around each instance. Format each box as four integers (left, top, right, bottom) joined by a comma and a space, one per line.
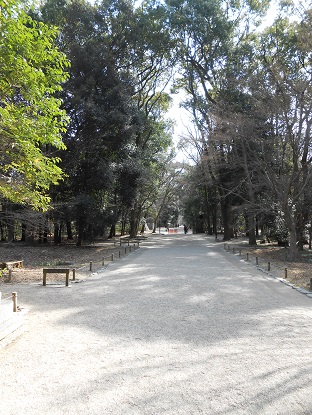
42, 268, 71, 287
1, 260, 23, 269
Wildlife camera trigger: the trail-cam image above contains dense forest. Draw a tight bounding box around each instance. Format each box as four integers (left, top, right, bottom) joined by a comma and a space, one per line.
0, 0, 312, 260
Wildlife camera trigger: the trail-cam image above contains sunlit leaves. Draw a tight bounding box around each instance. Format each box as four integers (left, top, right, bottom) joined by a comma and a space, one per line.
0, 0, 70, 210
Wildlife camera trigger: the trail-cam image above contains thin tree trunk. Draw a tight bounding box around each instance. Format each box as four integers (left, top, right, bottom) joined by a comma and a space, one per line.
221, 196, 231, 241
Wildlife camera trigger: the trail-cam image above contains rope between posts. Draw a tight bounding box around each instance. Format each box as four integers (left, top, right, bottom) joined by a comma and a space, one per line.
73, 241, 141, 275
223, 244, 294, 286
1, 294, 13, 301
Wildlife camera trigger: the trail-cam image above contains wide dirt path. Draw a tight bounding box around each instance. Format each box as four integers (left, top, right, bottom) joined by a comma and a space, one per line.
1, 234, 312, 415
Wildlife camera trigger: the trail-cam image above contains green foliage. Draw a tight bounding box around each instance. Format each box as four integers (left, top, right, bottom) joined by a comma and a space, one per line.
0, 0, 69, 210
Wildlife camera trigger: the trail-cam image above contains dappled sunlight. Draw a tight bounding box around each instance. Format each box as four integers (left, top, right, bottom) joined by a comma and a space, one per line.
22, 328, 312, 415
206, 250, 220, 256
186, 291, 216, 304
3, 233, 312, 414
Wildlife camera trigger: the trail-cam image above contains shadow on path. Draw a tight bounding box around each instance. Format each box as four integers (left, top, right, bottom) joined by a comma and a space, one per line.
1, 234, 312, 415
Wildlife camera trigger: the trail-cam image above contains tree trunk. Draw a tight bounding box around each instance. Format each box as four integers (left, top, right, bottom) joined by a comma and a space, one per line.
109, 224, 115, 239
284, 206, 298, 261
76, 219, 84, 246
129, 204, 140, 238
66, 221, 73, 240
221, 196, 232, 241
247, 210, 257, 245
43, 227, 48, 243
21, 223, 26, 242
54, 224, 58, 245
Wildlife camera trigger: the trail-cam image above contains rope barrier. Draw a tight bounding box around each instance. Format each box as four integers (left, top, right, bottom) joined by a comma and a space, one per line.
69, 240, 141, 280
2, 294, 13, 301
223, 243, 300, 289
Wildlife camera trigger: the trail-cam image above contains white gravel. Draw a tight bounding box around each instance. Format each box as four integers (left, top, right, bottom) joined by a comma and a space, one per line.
1, 234, 312, 415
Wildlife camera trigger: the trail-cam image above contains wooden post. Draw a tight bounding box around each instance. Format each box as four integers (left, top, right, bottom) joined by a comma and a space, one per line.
12, 292, 17, 312
268, 262, 271, 271
65, 270, 69, 287
111, 253, 114, 262
247, 253, 249, 261
90, 261, 92, 271
43, 270, 47, 286
256, 257, 258, 265
102, 257, 105, 266
285, 268, 287, 279
73, 269, 76, 281
128, 239, 130, 246
224, 243, 226, 250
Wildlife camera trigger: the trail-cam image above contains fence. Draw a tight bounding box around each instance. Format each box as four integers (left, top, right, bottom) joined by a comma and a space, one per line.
223, 243, 312, 292
42, 240, 141, 285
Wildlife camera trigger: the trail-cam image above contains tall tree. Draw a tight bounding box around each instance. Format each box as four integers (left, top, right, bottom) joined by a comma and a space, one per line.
0, 0, 69, 210
248, 7, 312, 259
165, 0, 270, 240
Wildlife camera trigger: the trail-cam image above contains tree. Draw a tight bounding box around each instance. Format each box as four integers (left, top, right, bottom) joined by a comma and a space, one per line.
36, 0, 174, 243
0, 0, 69, 210
165, 0, 270, 241
248, 7, 312, 259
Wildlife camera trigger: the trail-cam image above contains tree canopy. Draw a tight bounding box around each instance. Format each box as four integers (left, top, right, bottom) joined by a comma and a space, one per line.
0, 0, 69, 209
2, 0, 312, 260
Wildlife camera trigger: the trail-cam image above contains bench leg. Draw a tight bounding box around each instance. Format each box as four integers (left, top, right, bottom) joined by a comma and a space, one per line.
43, 271, 47, 286
65, 271, 69, 287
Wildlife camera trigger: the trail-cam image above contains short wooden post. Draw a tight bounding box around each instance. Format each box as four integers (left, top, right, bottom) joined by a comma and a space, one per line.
268, 262, 271, 271
111, 253, 114, 262
12, 292, 17, 312
102, 257, 105, 266
224, 243, 226, 250
246, 253, 249, 261
43, 270, 47, 286
256, 257, 258, 265
128, 239, 130, 246
65, 270, 69, 287
285, 268, 287, 279
90, 261, 93, 271
73, 268, 76, 281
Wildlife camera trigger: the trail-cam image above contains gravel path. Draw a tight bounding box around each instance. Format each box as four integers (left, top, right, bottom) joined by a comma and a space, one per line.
1, 234, 312, 415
